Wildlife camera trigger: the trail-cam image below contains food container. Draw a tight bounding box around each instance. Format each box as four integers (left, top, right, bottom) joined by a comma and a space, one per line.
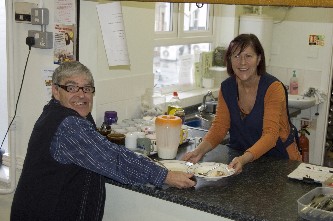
297, 187, 333, 221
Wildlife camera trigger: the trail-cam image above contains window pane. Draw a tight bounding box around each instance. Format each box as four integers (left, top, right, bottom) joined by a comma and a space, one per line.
153, 43, 211, 91
155, 3, 173, 32
183, 3, 209, 31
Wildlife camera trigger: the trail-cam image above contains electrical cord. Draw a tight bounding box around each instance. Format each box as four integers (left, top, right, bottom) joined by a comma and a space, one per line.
0, 37, 34, 153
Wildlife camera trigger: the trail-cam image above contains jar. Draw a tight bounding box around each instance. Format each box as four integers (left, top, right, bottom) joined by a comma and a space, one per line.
141, 88, 166, 117
104, 111, 118, 126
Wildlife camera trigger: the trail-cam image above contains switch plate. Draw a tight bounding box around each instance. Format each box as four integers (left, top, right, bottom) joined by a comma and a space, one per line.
31, 8, 49, 25
28, 30, 53, 49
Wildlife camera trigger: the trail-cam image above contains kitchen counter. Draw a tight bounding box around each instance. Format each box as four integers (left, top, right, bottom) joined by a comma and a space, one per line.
105, 128, 318, 221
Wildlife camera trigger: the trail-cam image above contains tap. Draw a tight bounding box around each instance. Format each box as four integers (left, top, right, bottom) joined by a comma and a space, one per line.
198, 90, 215, 113
304, 87, 316, 97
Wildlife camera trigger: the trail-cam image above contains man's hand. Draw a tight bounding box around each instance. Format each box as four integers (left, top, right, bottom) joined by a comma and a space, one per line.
164, 171, 196, 189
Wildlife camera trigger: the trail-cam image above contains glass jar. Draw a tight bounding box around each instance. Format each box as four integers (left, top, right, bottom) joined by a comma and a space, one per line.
141, 88, 166, 117
104, 111, 118, 126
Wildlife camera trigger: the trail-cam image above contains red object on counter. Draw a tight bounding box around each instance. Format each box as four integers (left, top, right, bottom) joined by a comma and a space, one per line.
299, 131, 309, 163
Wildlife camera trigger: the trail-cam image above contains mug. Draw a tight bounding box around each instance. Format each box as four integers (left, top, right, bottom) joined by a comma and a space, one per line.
113, 128, 127, 134
137, 138, 154, 155
125, 132, 138, 150
146, 134, 157, 153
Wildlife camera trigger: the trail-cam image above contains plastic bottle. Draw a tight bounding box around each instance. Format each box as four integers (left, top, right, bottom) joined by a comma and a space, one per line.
289, 70, 299, 95
167, 92, 183, 115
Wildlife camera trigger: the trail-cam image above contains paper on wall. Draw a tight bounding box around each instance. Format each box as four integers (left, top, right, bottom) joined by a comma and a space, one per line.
96, 2, 130, 66
53, 24, 76, 64
54, 0, 76, 24
41, 68, 55, 104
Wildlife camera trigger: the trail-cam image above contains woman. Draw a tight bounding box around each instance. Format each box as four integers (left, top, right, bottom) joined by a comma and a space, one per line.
183, 34, 301, 174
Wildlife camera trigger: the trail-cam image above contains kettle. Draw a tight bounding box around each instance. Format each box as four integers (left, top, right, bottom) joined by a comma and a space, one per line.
155, 115, 182, 159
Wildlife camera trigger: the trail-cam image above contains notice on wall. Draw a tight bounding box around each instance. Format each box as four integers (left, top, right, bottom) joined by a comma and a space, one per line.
54, 0, 76, 24
53, 24, 76, 64
96, 2, 130, 66
309, 35, 325, 46
41, 68, 55, 104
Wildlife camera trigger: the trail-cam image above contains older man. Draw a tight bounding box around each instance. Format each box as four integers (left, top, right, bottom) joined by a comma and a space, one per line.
11, 61, 195, 221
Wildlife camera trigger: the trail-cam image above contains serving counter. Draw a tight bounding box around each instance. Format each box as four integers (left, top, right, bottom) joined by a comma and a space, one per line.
104, 128, 318, 221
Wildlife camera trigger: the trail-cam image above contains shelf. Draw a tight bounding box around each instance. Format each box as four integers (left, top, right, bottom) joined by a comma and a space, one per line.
209, 66, 227, 72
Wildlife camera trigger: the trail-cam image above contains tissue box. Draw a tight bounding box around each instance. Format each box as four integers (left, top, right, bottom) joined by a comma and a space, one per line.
297, 187, 333, 221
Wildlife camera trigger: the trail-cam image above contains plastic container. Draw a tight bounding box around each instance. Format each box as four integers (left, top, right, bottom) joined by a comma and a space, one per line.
289, 70, 299, 95
297, 187, 333, 221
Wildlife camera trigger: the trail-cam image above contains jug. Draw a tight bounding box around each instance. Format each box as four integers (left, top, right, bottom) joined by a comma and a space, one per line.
155, 115, 182, 159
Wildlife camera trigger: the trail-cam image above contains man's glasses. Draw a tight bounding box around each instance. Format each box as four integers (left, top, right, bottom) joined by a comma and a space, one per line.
54, 83, 95, 93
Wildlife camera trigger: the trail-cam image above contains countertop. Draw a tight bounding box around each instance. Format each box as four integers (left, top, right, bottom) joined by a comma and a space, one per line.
106, 128, 318, 221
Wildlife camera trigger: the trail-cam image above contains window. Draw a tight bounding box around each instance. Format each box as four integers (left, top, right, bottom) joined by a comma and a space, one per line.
154, 3, 214, 93
0, 0, 8, 153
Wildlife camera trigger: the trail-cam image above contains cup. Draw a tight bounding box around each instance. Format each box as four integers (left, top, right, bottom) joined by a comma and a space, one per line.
126, 126, 138, 132
134, 131, 145, 139
125, 132, 138, 150
113, 128, 127, 134
107, 133, 125, 145
146, 134, 157, 153
137, 138, 154, 155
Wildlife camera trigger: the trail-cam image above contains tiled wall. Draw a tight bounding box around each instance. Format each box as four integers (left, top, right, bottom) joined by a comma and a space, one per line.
268, 66, 322, 94
95, 73, 153, 128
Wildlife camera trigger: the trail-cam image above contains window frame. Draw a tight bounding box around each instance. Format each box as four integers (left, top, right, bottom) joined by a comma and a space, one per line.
153, 3, 215, 93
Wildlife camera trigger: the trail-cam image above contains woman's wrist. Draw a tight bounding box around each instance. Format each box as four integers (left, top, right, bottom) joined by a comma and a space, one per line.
195, 140, 213, 156
239, 151, 254, 165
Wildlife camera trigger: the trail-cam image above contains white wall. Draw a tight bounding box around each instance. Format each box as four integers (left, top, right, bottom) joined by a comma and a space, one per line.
264, 7, 333, 165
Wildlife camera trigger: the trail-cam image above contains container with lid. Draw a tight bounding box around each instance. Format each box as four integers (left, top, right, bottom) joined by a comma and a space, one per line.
104, 111, 118, 126
155, 115, 182, 159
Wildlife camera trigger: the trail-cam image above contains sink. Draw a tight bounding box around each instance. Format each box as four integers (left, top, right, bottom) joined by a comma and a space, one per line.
288, 95, 316, 110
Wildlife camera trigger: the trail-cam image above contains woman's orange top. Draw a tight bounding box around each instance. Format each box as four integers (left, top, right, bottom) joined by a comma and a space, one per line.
203, 81, 301, 161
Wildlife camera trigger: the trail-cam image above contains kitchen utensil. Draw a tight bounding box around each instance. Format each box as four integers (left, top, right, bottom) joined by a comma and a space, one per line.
197, 164, 220, 176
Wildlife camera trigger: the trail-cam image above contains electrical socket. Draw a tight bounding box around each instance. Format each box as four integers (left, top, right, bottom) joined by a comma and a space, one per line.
31, 8, 49, 25
28, 30, 53, 49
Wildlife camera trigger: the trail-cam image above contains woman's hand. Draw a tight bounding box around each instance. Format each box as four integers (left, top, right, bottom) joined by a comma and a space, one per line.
228, 152, 254, 174
181, 140, 212, 163
181, 149, 204, 164
164, 171, 196, 189
228, 157, 244, 174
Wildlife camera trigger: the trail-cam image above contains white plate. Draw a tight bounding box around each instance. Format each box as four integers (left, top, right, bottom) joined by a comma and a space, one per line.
157, 160, 194, 173
189, 162, 235, 181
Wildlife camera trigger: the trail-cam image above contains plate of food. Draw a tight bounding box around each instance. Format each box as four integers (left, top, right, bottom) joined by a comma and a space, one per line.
189, 162, 235, 181
156, 160, 194, 173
